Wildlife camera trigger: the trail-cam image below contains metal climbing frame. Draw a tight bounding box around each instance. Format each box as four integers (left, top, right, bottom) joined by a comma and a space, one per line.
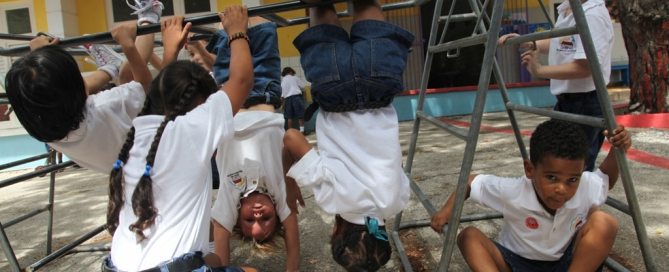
393, 0, 658, 271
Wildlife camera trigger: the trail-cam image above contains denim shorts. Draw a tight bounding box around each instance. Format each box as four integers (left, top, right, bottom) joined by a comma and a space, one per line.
101, 252, 244, 272
554, 90, 604, 171
207, 22, 281, 108
293, 20, 415, 112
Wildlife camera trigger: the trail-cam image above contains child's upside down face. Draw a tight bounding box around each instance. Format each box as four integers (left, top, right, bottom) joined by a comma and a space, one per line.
525, 154, 585, 215
237, 192, 278, 241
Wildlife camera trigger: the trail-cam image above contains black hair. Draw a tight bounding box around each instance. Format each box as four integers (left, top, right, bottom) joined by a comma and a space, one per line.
5, 45, 86, 142
107, 60, 218, 240
281, 67, 296, 77
331, 215, 391, 272
529, 119, 588, 166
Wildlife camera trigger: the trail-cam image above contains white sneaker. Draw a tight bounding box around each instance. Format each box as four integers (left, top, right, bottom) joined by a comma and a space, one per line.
83, 44, 125, 81
127, 0, 163, 25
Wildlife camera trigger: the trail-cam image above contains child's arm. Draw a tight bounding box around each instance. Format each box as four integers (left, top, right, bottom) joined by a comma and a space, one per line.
111, 22, 152, 93
212, 220, 232, 265
282, 212, 300, 272
430, 175, 477, 233
521, 50, 591, 80
161, 16, 192, 65
282, 129, 311, 212
219, 5, 253, 115
599, 126, 632, 190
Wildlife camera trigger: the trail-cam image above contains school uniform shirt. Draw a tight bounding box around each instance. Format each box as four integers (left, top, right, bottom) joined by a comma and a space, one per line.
280, 74, 305, 98
549, 0, 613, 95
287, 106, 410, 225
49, 81, 145, 173
211, 111, 291, 231
469, 169, 609, 261
111, 91, 234, 271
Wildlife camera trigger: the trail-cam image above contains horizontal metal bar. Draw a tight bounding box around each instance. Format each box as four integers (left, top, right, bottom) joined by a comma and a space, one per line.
416, 111, 468, 140
0, 33, 37, 41
28, 224, 106, 271
409, 178, 438, 215
501, 27, 578, 46
3, 205, 50, 228
398, 212, 503, 230
0, 153, 50, 171
605, 256, 632, 272
64, 246, 110, 255
506, 102, 605, 128
189, 25, 218, 34
0, 161, 75, 189
428, 33, 487, 54
438, 13, 478, 23
261, 13, 291, 27
606, 196, 631, 215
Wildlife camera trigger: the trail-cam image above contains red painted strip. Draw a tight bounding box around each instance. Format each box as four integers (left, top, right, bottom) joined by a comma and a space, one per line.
438, 117, 669, 170
616, 113, 669, 129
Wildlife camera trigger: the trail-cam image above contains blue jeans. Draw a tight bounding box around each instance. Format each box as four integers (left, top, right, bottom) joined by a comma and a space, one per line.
207, 22, 281, 108
554, 90, 605, 171
101, 252, 244, 272
293, 20, 414, 112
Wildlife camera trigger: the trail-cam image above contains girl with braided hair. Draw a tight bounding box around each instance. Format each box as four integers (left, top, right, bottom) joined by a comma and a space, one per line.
103, 9, 253, 271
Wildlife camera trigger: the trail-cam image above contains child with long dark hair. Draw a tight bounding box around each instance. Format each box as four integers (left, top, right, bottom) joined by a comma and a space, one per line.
103, 8, 253, 271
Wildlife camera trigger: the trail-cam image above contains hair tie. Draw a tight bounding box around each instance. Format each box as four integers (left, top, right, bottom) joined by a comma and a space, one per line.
143, 164, 152, 177
365, 217, 388, 241
113, 159, 123, 170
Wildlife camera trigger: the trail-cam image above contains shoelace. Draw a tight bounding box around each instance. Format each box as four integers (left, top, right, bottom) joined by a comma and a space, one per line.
126, 0, 163, 15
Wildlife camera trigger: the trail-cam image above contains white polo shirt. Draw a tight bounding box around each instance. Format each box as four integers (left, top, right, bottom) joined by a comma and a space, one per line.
280, 74, 306, 98
111, 91, 234, 271
211, 111, 291, 231
50, 81, 145, 173
287, 106, 410, 225
549, 0, 613, 95
470, 169, 609, 261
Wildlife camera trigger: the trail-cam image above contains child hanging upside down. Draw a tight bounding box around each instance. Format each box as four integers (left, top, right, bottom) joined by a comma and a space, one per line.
283, 0, 414, 270
207, 16, 300, 271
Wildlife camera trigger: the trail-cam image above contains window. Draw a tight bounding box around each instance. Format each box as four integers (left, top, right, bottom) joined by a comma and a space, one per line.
107, 0, 215, 24
6, 8, 31, 34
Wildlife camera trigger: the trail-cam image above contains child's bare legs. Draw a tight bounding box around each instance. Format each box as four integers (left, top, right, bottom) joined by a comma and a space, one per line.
569, 209, 618, 271
83, 71, 114, 95
457, 226, 511, 272
308, 3, 340, 27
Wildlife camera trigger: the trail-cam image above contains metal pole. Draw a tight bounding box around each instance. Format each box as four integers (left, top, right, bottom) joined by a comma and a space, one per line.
569, 0, 656, 270
0, 221, 21, 272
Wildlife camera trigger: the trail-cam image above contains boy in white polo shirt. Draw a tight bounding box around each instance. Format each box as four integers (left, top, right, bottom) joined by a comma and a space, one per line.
499, 0, 613, 171
431, 119, 631, 271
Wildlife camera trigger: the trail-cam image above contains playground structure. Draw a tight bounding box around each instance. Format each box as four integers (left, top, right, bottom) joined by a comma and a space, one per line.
0, 0, 658, 271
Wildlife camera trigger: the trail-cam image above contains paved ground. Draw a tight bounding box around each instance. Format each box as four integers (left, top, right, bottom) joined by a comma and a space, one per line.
1, 109, 667, 272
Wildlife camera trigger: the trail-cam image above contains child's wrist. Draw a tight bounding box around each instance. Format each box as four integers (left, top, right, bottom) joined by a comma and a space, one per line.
228, 32, 249, 46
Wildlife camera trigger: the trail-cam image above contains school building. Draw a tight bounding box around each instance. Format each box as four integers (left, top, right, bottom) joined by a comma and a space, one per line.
0, 0, 628, 170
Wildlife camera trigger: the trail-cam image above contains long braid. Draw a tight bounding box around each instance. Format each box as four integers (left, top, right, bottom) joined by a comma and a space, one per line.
128, 77, 199, 242
107, 97, 153, 235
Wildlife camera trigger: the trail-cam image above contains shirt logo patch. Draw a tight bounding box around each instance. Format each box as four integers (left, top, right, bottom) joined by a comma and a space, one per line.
227, 170, 245, 190
525, 216, 539, 230
571, 214, 586, 232
557, 36, 576, 52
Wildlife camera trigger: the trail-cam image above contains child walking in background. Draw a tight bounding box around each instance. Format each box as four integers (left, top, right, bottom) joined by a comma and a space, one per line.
5, 0, 160, 174
103, 8, 253, 271
431, 119, 630, 271
207, 16, 300, 271
282, 0, 414, 270
281, 67, 307, 133
499, 0, 613, 171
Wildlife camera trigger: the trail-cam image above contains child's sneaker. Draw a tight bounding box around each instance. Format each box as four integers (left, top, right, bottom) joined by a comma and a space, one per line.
82, 44, 125, 81
127, 0, 163, 25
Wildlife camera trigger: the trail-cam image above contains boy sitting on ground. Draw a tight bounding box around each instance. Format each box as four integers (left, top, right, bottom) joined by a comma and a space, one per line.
431, 119, 631, 271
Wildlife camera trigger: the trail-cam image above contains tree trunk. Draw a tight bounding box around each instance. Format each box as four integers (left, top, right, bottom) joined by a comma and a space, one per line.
616, 0, 669, 113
